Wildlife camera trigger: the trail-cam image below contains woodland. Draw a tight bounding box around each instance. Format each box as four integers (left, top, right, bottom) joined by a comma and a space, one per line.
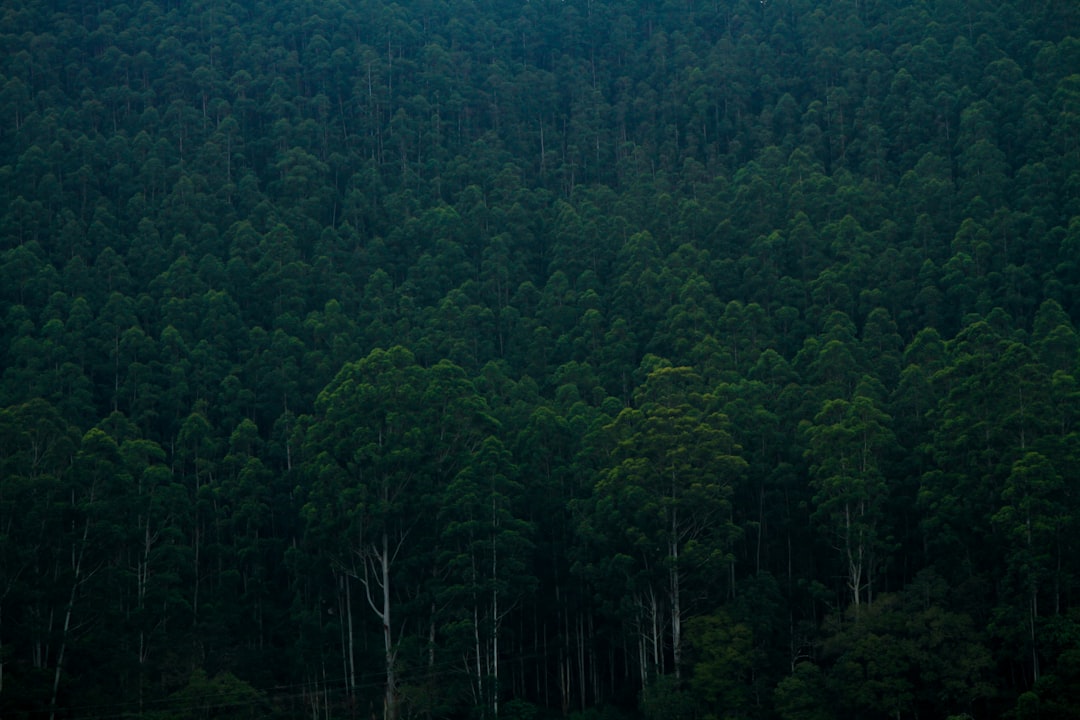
2, 0, 1080, 718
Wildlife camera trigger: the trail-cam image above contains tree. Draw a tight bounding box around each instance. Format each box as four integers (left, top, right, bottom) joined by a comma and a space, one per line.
685, 609, 754, 719
302, 347, 493, 720
803, 380, 896, 614
773, 663, 831, 720
48, 427, 130, 720
588, 365, 745, 685
117, 431, 191, 712
439, 436, 535, 718
154, 667, 268, 720
0, 399, 81, 713
993, 451, 1069, 684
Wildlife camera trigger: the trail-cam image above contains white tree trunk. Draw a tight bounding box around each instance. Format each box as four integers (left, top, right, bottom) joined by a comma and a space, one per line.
50, 516, 90, 720
381, 533, 396, 720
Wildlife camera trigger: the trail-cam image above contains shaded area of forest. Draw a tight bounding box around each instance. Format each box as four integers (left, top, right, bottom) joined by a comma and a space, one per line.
3, 0, 1080, 718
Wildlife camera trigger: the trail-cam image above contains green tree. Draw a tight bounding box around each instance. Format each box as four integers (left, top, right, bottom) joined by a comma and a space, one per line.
773, 663, 831, 720
685, 609, 754, 719
993, 451, 1069, 684
439, 436, 535, 719
803, 380, 896, 614
151, 667, 268, 720
302, 347, 492, 720
589, 365, 745, 685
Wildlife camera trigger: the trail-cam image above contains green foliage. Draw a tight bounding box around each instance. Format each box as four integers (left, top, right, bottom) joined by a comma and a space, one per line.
686, 611, 754, 719
1, 0, 1077, 717
640, 675, 695, 720
773, 663, 831, 720
148, 668, 268, 720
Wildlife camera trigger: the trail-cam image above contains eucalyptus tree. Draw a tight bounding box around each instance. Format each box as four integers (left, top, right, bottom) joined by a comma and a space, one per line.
301, 346, 495, 719
583, 363, 745, 686
802, 379, 897, 614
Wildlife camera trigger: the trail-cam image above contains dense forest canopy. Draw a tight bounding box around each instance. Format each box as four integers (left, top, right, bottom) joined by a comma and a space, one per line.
2, 0, 1080, 718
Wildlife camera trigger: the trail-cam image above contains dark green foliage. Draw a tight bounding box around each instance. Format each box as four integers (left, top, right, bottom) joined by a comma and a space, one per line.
1, 0, 1078, 718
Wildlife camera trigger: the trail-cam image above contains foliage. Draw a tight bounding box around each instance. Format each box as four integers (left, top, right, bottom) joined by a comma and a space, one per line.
1, 0, 1078, 717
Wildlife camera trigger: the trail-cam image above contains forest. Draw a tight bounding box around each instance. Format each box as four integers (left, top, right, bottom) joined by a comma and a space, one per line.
2, 0, 1080, 717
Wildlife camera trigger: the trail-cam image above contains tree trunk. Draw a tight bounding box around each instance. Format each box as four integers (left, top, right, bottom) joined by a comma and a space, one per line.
1031, 584, 1040, 683
671, 556, 681, 679
381, 533, 396, 720
670, 506, 682, 680
492, 532, 499, 720
345, 573, 356, 696
576, 614, 585, 710
50, 517, 90, 720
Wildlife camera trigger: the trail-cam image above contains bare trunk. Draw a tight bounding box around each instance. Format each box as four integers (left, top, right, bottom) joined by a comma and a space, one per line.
670, 505, 682, 680
358, 530, 397, 720
671, 548, 681, 680
382, 534, 396, 720
346, 573, 356, 695
756, 484, 765, 574
474, 603, 484, 712
648, 588, 662, 675
541, 619, 548, 705
192, 524, 200, 626
638, 629, 647, 690
1031, 584, 1040, 683
492, 530, 499, 720
577, 614, 586, 710
589, 615, 599, 705
845, 503, 863, 616
50, 517, 90, 720
429, 604, 436, 670
560, 595, 570, 714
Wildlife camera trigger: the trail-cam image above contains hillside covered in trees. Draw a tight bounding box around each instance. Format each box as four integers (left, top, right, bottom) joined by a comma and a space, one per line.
3, 0, 1080, 717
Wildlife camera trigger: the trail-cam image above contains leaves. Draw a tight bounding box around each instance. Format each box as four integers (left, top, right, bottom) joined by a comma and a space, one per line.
1, 0, 1079, 716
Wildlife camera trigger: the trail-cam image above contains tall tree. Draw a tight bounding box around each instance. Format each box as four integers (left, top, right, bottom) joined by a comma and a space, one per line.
803, 379, 897, 614
440, 436, 535, 719
587, 364, 745, 685
302, 346, 492, 720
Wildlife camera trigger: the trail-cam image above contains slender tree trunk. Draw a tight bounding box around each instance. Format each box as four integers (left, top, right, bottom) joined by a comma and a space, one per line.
638, 630, 647, 691
560, 601, 570, 714
577, 614, 585, 710
429, 604, 436, 670
589, 615, 599, 705
359, 531, 398, 720
339, 575, 349, 695
474, 603, 483, 712
670, 506, 682, 680
756, 484, 765, 574
349, 574, 358, 694
192, 524, 200, 626
845, 503, 862, 616
50, 517, 90, 720
540, 618, 547, 705
671, 557, 681, 679
492, 531, 499, 720
650, 588, 662, 675
342, 573, 356, 696
1031, 584, 1040, 683
560, 651, 570, 715
381, 533, 396, 720
138, 499, 162, 712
